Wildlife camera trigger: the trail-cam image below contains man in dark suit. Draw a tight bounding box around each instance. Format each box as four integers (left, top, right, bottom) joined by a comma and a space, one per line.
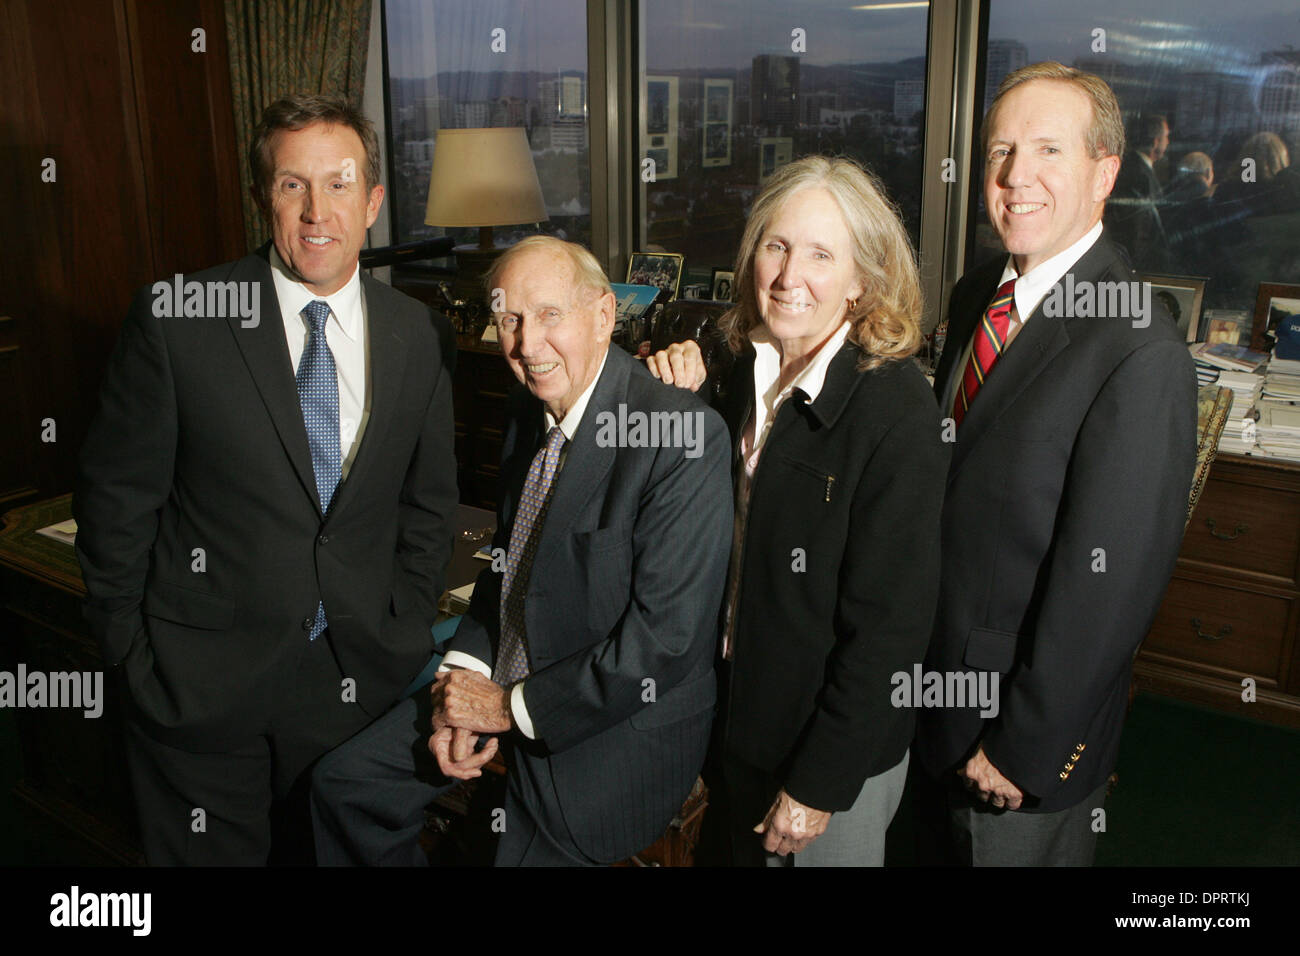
310, 236, 733, 865
915, 63, 1196, 865
1107, 113, 1171, 270
73, 94, 458, 864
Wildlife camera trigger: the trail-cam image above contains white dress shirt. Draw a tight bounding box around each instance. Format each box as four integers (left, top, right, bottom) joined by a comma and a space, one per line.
941, 220, 1102, 417
269, 246, 370, 477
439, 348, 611, 740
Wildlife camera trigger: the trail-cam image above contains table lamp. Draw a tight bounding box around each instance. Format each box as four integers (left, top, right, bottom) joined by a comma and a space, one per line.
424, 127, 549, 303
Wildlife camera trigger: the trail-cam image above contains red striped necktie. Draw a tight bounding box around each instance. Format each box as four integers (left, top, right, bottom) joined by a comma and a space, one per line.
952, 278, 1015, 427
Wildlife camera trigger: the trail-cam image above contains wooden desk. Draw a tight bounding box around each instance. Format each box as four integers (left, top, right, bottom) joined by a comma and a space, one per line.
0, 495, 494, 864
1136, 453, 1300, 726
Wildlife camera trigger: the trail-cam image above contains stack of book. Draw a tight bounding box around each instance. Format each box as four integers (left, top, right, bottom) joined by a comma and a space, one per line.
1191, 343, 1266, 455
1255, 355, 1300, 461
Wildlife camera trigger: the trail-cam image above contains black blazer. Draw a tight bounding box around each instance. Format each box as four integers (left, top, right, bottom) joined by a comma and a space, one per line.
74, 246, 459, 750
916, 232, 1197, 812
717, 341, 949, 812
447, 345, 734, 863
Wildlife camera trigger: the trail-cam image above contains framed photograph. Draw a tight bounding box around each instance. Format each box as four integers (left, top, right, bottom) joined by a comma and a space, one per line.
1251, 282, 1300, 353
702, 78, 733, 168
642, 75, 678, 180
710, 268, 735, 302
1199, 309, 1252, 347
758, 137, 793, 182
627, 252, 684, 299
1140, 274, 1206, 343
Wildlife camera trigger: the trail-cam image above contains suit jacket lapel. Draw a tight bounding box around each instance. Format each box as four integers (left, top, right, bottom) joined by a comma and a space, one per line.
224, 250, 323, 515
723, 349, 757, 477
530, 344, 625, 567
933, 271, 995, 407
499, 395, 545, 536
326, 274, 408, 516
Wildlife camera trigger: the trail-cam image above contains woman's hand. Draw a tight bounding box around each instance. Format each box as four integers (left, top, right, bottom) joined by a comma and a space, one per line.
754, 788, 832, 855
646, 339, 707, 391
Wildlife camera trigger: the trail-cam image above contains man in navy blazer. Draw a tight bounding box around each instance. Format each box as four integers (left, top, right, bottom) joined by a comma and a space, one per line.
74, 95, 458, 864
311, 237, 732, 865
915, 63, 1196, 865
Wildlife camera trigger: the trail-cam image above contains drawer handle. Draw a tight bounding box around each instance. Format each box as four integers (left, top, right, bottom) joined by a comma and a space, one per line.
1190, 618, 1232, 641
1204, 518, 1248, 541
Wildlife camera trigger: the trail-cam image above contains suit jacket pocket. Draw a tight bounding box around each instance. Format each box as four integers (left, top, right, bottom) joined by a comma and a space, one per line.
962, 627, 1018, 673
628, 669, 716, 729
142, 579, 236, 630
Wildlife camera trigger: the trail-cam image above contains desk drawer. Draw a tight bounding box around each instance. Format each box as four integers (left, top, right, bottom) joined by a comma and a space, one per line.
1182, 477, 1300, 583
1144, 576, 1290, 681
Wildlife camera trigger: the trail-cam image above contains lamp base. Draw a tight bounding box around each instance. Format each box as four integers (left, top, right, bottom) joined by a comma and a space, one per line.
450, 243, 505, 305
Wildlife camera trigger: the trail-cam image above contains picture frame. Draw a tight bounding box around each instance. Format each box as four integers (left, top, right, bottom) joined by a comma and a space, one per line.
642, 75, 679, 180
1140, 273, 1206, 343
1251, 282, 1300, 353
627, 252, 684, 299
1199, 309, 1252, 348
710, 268, 736, 303
758, 136, 793, 182
702, 78, 733, 168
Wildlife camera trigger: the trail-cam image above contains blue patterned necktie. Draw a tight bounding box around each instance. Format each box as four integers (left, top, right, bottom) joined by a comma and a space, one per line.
495, 426, 567, 684
297, 299, 341, 640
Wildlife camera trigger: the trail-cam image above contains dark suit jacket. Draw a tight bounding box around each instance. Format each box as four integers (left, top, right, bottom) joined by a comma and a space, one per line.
1107, 151, 1168, 271
916, 232, 1196, 812
448, 344, 733, 863
74, 246, 458, 750
716, 342, 949, 812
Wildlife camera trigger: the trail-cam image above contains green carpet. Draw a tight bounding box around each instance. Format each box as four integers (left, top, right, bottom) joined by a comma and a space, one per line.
2, 691, 1297, 865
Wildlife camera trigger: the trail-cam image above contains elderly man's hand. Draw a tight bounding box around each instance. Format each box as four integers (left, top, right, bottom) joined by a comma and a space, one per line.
959, 744, 1025, 810
646, 339, 707, 391
429, 725, 499, 780
754, 789, 832, 856
430, 670, 513, 735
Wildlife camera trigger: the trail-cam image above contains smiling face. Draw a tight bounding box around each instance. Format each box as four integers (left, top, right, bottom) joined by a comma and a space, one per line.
263, 122, 383, 296
984, 79, 1120, 276
752, 186, 864, 360
494, 246, 615, 422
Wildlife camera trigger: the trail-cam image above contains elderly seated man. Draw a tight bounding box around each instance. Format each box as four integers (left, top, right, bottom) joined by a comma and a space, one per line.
311, 236, 733, 866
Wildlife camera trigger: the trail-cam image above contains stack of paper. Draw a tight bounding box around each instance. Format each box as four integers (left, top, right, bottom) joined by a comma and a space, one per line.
1256, 404, 1300, 461
1191, 342, 1266, 455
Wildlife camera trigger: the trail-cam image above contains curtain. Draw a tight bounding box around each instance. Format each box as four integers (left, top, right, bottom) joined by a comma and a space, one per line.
225, 0, 372, 252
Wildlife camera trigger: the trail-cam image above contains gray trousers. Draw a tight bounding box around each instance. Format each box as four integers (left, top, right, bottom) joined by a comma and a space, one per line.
764, 751, 910, 867
948, 778, 1108, 866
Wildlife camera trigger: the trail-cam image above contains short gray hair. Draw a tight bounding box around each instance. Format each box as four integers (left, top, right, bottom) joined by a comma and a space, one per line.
484, 236, 612, 304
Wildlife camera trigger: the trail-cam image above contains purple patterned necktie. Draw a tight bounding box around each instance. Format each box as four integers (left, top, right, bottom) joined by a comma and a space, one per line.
495, 426, 567, 684
297, 300, 340, 640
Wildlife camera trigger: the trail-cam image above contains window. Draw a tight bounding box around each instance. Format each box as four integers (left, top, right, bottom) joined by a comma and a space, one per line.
635, 0, 931, 292
382, 0, 591, 261
969, 1, 1300, 315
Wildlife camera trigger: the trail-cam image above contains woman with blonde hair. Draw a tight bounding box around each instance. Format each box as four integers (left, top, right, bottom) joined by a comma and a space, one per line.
649, 156, 948, 865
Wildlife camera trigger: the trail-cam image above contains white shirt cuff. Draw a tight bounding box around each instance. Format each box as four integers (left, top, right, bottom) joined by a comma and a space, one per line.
511, 682, 536, 740
437, 650, 492, 679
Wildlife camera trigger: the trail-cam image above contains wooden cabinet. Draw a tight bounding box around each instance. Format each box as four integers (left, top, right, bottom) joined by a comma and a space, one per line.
450, 334, 514, 512
1135, 454, 1300, 727
0, 496, 500, 864
0, 496, 142, 864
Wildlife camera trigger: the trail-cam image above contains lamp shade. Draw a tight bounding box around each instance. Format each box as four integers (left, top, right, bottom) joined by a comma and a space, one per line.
424, 127, 549, 228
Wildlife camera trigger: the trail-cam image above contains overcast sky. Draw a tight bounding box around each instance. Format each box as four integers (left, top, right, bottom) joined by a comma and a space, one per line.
386, 0, 1300, 77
